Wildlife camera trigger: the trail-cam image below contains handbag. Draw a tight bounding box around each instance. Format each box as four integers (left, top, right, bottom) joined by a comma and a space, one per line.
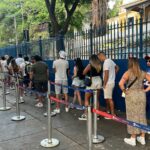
84, 76, 92, 86
84, 69, 92, 86
122, 77, 137, 98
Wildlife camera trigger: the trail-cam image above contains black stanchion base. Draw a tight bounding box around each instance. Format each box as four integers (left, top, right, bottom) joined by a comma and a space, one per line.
40, 138, 59, 148
0, 107, 11, 111
11, 115, 26, 121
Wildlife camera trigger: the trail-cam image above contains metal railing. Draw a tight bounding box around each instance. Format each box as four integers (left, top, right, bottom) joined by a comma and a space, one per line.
0, 17, 150, 60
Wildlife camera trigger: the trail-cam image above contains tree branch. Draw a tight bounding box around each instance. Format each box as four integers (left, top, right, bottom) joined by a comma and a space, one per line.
63, 0, 80, 33
44, 0, 60, 34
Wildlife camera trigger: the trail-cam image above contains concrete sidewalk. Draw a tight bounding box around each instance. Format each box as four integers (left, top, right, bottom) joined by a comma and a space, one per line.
0, 89, 150, 150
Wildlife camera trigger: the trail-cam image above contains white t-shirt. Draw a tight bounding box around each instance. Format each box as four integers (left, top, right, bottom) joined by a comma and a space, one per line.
103, 58, 116, 84
15, 57, 24, 66
53, 59, 69, 80
1, 60, 8, 72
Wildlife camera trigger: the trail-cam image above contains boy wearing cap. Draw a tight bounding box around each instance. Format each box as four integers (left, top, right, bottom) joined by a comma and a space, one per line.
53, 51, 69, 113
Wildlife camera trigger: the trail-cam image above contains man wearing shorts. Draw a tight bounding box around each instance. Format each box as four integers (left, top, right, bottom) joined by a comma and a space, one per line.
98, 52, 119, 116
30, 55, 49, 108
53, 51, 69, 113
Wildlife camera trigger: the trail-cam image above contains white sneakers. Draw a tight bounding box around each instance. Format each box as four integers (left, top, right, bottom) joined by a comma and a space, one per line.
124, 136, 146, 146
124, 137, 136, 146
53, 108, 60, 114
137, 136, 146, 145
35, 102, 43, 108
53, 107, 69, 113
65, 107, 69, 112
20, 97, 25, 103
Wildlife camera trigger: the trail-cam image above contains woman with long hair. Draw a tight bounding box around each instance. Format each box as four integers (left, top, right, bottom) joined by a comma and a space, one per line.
79, 54, 102, 120
72, 58, 85, 108
119, 57, 150, 146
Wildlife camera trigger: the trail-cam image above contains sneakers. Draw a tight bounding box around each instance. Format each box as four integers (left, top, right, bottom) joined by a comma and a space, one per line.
65, 107, 69, 112
69, 103, 74, 109
124, 137, 136, 146
78, 114, 87, 121
20, 97, 25, 103
137, 136, 146, 145
104, 117, 111, 120
35, 102, 43, 108
53, 108, 60, 114
5, 91, 10, 95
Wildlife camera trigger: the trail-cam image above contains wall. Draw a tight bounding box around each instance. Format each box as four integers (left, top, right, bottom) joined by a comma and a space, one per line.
46, 59, 150, 119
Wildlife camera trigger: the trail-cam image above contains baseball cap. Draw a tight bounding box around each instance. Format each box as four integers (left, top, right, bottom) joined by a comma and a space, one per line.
59, 51, 67, 59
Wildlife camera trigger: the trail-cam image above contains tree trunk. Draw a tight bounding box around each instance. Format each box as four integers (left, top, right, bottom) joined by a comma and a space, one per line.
92, 0, 107, 31
44, 0, 80, 52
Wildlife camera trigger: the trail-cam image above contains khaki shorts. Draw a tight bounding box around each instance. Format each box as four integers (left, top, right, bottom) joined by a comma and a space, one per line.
86, 76, 102, 90
55, 80, 68, 94
104, 83, 115, 99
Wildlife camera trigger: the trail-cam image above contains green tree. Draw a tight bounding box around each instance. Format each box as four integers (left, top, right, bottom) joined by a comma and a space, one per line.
108, 0, 123, 19
44, 0, 90, 51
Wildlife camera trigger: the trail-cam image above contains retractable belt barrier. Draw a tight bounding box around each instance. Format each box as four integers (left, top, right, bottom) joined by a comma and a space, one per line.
50, 96, 86, 110
50, 81, 93, 93
93, 109, 150, 132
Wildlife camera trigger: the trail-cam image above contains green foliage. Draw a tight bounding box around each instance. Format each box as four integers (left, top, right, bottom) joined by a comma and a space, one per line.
0, 0, 91, 47
108, 0, 123, 19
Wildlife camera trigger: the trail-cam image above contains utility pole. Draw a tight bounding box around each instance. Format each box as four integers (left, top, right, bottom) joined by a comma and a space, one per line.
14, 16, 18, 57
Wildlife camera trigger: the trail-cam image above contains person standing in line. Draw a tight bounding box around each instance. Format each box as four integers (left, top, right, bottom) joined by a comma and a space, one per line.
15, 54, 24, 66
79, 54, 102, 120
144, 55, 150, 134
98, 52, 119, 117
71, 58, 85, 108
30, 55, 49, 107
53, 51, 69, 113
119, 57, 150, 146
1, 56, 10, 94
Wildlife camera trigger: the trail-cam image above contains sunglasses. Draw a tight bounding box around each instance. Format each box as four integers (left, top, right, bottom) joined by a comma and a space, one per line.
146, 60, 150, 63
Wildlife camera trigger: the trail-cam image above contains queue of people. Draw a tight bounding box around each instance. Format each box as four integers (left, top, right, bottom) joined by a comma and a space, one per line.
0, 52, 150, 147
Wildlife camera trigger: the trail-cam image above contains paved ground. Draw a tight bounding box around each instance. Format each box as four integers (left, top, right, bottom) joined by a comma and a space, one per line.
0, 88, 150, 150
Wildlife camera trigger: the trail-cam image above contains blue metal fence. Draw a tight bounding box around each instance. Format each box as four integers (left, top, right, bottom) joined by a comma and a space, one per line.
0, 17, 150, 59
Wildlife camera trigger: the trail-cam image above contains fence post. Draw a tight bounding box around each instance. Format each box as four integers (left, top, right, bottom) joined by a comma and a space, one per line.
39, 36, 43, 58
11, 75, 26, 121
40, 81, 59, 148
139, 9, 143, 58
87, 106, 92, 150
90, 23, 93, 56
0, 79, 11, 111
92, 90, 105, 143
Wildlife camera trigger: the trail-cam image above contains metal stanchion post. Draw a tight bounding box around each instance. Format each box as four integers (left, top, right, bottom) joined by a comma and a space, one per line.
92, 90, 104, 143
0, 80, 11, 111
41, 81, 59, 148
87, 106, 92, 150
11, 75, 26, 121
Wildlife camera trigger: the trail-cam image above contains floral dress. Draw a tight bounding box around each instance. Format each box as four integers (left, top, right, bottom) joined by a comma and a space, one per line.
125, 71, 147, 134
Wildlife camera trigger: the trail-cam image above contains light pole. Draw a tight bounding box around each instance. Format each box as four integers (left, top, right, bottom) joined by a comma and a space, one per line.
14, 16, 19, 57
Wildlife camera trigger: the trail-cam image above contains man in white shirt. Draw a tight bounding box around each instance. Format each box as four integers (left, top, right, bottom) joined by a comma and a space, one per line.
53, 51, 69, 113
15, 54, 24, 66
98, 52, 119, 116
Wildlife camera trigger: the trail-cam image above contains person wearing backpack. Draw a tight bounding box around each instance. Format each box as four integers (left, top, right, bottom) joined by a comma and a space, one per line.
71, 58, 85, 108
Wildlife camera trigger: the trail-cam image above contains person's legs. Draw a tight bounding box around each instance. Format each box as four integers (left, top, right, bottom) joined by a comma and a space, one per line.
97, 89, 100, 110
76, 90, 82, 106
109, 99, 115, 115
84, 92, 92, 113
